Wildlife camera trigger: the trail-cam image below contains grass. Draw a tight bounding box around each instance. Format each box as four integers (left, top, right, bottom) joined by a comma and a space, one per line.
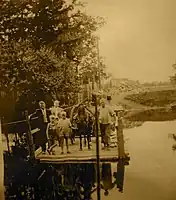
126, 107, 176, 122
124, 89, 176, 107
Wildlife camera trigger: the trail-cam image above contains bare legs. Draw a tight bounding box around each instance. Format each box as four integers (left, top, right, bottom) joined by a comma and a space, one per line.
59, 136, 70, 154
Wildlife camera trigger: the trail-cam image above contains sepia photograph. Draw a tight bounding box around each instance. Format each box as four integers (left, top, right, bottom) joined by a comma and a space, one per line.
0, 0, 176, 199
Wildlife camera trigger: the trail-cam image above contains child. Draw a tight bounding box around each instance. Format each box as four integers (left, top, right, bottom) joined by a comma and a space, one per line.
46, 115, 57, 155
57, 111, 72, 154
55, 115, 61, 146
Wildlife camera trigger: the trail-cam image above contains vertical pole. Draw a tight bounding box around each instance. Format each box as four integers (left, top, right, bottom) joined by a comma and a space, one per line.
88, 78, 90, 103
24, 110, 35, 159
94, 94, 101, 200
97, 37, 101, 90
0, 119, 5, 200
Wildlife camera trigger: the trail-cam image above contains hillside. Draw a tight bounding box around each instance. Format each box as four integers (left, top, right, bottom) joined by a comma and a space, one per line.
103, 78, 144, 95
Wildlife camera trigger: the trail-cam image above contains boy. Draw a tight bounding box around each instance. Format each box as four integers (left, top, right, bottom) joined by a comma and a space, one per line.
46, 115, 57, 155
57, 111, 71, 154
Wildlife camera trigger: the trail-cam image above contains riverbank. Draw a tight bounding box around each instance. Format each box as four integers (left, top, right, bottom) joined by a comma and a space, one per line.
111, 88, 176, 128
126, 107, 176, 122
124, 89, 176, 107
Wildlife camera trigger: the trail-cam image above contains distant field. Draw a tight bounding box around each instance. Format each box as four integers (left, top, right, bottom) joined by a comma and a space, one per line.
124, 89, 176, 107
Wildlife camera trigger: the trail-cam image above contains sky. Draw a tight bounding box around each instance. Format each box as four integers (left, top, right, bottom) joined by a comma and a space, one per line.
81, 0, 176, 82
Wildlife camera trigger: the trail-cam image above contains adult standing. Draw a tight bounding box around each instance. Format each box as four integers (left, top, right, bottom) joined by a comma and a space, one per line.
98, 99, 115, 150
106, 95, 116, 140
50, 100, 63, 119
30, 101, 51, 154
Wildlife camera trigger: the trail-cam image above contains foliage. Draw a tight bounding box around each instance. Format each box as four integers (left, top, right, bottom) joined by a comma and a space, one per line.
0, 40, 81, 114
0, 0, 104, 62
0, 0, 106, 117
79, 40, 107, 83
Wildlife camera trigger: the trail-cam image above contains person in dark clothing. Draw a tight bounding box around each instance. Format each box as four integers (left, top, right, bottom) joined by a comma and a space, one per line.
30, 101, 51, 154
73, 105, 91, 150
85, 113, 94, 148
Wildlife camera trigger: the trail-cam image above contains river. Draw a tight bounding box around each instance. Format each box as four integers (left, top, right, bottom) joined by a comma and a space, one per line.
93, 120, 176, 200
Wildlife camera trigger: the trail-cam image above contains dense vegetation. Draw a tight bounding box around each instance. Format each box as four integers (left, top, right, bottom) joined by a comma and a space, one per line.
0, 0, 106, 120
124, 89, 176, 107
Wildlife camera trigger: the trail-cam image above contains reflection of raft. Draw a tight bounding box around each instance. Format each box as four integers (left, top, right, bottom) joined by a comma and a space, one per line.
171, 105, 176, 111
101, 163, 114, 194
172, 144, 176, 150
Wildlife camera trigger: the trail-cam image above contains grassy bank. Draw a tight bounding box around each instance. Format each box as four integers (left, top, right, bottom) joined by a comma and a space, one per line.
126, 107, 176, 122
124, 89, 176, 107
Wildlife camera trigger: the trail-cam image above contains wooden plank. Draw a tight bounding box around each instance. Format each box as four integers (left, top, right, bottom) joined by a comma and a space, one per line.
37, 156, 119, 164
39, 160, 119, 164
36, 139, 119, 164
31, 128, 40, 135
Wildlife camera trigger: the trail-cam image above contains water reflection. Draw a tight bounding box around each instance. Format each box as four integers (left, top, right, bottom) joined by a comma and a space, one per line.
93, 120, 176, 200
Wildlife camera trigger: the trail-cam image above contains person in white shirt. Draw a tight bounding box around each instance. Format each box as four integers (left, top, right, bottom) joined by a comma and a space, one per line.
98, 99, 115, 150
50, 100, 63, 119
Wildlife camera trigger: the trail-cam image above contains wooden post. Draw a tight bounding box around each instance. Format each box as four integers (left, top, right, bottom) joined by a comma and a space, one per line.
0, 119, 5, 200
24, 110, 35, 159
117, 116, 125, 158
94, 94, 101, 200
96, 36, 101, 90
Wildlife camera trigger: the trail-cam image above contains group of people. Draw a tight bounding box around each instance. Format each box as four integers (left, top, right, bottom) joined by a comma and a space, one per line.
30, 95, 123, 155
30, 100, 72, 155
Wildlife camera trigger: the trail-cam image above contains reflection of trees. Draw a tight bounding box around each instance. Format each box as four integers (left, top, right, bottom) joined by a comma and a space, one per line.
5, 151, 129, 200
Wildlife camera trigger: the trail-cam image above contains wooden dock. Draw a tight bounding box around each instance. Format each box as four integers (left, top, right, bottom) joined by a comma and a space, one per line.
35, 138, 120, 164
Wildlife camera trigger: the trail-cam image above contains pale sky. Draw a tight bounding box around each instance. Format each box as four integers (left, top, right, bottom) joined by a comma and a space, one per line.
82, 0, 176, 82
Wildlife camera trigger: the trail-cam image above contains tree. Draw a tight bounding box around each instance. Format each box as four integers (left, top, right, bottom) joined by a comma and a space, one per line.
170, 63, 176, 84
0, 40, 78, 117
0, 0, 106, 118
0, 0, 104, 61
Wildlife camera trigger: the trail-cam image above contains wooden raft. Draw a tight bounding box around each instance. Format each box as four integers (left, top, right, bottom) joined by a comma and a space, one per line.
35, 139, 119, 164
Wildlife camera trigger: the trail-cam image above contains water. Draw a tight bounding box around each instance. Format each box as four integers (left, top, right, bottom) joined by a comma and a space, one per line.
93, 120, 176, 200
